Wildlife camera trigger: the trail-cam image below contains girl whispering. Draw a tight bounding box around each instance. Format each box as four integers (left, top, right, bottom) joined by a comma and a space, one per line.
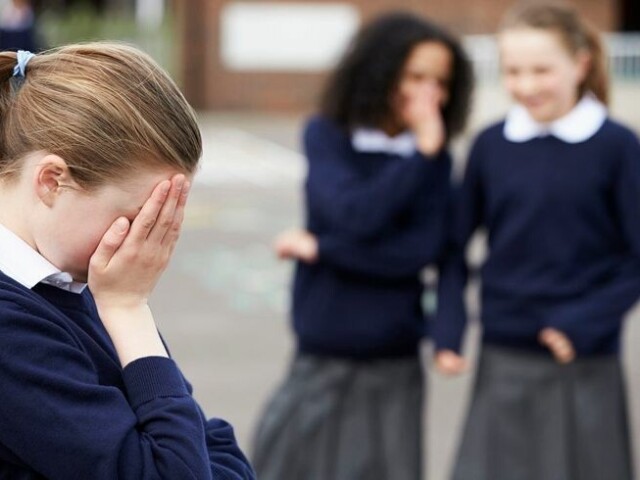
0, 44, 255, 479
252, 11, 473, 480
434, 3, 640, 479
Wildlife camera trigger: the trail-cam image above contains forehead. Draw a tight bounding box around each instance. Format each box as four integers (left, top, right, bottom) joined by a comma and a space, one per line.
97, 166, 186, 203
499, 27, 572, 64
403, 41, 453, 74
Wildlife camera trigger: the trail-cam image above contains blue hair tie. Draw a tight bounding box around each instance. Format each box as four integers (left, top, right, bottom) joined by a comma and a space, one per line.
13, 50, 36, 78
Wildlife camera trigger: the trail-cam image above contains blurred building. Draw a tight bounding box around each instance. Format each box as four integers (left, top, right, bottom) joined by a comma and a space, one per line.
177, 0, 639, 111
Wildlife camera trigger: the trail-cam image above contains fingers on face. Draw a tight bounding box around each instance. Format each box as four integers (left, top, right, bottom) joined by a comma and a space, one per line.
129, 175, 189, 244
90, 217, 130, 271
160, 178, 190, 245
129, 179, 172, 241
150, 175, 185, 243
412, 83, 441, 107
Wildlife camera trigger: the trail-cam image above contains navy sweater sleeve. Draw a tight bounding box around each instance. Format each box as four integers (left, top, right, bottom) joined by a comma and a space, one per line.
304, 116, 444, 240
316, 153, 452, 279
545, 128, 640, 353
205, 417, 256, 479
0, 294, 254, 480
432, 135, 486, 352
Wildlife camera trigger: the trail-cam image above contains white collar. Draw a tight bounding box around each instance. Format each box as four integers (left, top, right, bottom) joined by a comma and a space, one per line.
504, 94, 607, 143
351, 128, 417, 157
0, 223, 86, 294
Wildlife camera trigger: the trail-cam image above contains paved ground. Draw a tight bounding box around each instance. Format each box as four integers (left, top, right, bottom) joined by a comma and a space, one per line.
151, 82, 640, 479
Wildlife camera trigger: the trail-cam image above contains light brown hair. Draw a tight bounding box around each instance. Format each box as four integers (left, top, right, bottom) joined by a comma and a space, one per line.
0, 42, 201, 186
500, 2, 609, 105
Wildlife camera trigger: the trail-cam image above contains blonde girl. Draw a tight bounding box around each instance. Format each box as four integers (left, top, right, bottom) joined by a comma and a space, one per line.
0, 44, 255, 479
434, 3, 639, 479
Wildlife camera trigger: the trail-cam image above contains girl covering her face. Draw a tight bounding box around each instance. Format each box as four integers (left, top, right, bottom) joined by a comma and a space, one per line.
0, 44, 255, 479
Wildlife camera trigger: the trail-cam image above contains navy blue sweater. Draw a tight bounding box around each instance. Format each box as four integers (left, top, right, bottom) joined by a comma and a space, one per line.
292, 116, 451, 359
433, 119, 640, 355
0, 272, 255, 479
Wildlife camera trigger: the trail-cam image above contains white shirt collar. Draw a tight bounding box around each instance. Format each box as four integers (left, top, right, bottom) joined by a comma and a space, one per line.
504, 94, 607, 143
0, 223, 86, 294
351, 128, 417, 157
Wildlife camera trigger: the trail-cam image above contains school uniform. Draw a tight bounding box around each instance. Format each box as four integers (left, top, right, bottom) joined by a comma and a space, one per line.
0, 223, 255, 479
252, 116, 452, 480
434, 95, 640, 480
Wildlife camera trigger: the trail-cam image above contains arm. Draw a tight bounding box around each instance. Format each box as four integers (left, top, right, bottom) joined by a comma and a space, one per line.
0, 308, 210, 480
88, 176, 185, 367
205, 418, 256, 479
304, 117, 444, 240
544, 262, 640, 355
432, 139, 486, 356
92, 175, 251, 477
545, 132, 640, 354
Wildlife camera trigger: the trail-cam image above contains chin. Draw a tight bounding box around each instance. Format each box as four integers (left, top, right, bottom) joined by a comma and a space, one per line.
526, 106, 557, 123
66, 268, 88, 284
74, 272, 89, 283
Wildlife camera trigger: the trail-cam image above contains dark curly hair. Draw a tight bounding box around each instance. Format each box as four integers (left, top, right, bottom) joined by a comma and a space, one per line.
320, 11, 474, 141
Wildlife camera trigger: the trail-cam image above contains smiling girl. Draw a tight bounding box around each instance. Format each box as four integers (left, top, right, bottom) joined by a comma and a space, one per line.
433, 3, 640, 479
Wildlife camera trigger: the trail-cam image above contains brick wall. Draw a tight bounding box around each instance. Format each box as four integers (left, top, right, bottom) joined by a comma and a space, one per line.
177, 0, 619, 111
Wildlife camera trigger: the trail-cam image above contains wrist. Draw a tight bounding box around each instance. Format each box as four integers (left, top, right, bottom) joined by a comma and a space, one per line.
98, 303, 168, 367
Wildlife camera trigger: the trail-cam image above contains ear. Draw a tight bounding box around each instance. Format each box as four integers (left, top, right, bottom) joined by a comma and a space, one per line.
574, 49, 591, 84
33, 154, 78, 207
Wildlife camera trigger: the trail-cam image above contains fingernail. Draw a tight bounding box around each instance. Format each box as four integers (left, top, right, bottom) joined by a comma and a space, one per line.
182, 181, 191, 195
114, 217, 128, 233
161, 181, 171, 194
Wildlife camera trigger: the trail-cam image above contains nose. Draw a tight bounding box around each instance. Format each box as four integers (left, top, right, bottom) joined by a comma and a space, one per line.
420, 79, 447, 105
421, 78, 440, 91
511, 74, 539, 97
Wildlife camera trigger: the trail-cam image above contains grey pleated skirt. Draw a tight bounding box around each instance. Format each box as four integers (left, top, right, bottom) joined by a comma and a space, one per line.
252, 353, 424, 480
452, 346, 633, 480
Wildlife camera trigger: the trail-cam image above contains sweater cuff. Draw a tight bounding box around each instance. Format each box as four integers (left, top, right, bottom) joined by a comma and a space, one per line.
122, 356, 189, 408
431, 321, 465, 354
413, 149, 445, 164
433, 337, 463, 354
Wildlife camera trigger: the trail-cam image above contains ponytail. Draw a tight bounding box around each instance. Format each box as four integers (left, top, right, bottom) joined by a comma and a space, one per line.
0, 51, 23, 177
0, 43, 201, 186
581, 22, 608, 105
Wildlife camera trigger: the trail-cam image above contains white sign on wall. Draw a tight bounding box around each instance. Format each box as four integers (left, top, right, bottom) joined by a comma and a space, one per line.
220, 2, 361, 72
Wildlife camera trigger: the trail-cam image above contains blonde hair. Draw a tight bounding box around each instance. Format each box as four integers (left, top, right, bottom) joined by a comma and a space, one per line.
500, 2, 609, 105
0, 42, 201, 187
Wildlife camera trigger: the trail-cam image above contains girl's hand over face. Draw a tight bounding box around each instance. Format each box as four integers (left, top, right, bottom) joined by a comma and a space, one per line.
274, 228, 318, 263
87, 174, 189, 367
89, 174, 189, 314
435, 349, 469, 376
539, 327, 576, 364
402, 83, 446, 157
